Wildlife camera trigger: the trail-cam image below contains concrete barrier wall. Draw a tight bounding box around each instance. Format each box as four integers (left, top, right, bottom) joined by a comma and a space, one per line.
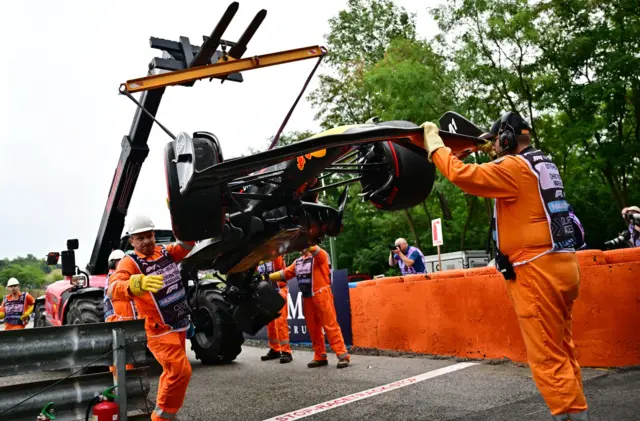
349, 248, 640, 368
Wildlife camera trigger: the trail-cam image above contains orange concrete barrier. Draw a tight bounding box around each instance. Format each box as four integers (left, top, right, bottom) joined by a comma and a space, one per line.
603, 247, 640, 264
576, 249, 606, 266
375, 277, 404, 286
349, 252, 640, 368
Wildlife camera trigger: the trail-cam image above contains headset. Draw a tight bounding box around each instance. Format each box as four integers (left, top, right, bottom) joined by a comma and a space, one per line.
498, 111, 520, 153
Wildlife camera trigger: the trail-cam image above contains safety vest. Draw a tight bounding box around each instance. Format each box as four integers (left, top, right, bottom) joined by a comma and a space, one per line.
3, 293, 26, 325
396, 246, 424, 275
129, 247, 190, 332
492, 147, 576, 266
257, 260, 287, 290
568, 210, 587, 250
295, 248, 325, 298
103, 271, 138, 321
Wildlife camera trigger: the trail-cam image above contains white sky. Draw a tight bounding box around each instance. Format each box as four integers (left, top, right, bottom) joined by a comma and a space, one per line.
0, 0, 442, 269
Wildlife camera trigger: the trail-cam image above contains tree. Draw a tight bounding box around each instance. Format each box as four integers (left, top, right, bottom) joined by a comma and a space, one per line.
308, 0, 417, 129
428, 0, 640, 247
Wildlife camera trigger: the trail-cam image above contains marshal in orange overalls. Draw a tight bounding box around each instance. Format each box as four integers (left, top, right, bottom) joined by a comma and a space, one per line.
424, 118, 588, 420
110, 241, 194, 421
257, 256, 292, 362
270, 246, 350, 369
0, 292, 35, 330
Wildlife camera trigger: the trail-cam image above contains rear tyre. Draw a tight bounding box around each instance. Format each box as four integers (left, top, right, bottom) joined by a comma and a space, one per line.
65, 295, 108, 374
66, 296, 104, 325
190, 289, 244, 365
34, 301, 46, 328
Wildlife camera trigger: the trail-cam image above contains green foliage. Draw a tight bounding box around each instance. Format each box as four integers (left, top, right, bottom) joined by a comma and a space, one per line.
290, 0, 639, 275
307, 0, 417, 129
0, 255, 60, 290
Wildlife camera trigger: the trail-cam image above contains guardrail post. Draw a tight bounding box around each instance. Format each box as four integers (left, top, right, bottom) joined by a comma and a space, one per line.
113, 328, 128, 421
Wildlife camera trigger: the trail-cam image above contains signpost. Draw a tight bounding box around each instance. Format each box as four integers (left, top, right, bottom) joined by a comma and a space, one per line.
431, 218, 444, 271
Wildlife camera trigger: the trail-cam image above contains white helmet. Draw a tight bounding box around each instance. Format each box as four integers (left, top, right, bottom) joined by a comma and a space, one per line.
108, 249, 126, 261
7, 278, 19, 287
126, 214, 155, 235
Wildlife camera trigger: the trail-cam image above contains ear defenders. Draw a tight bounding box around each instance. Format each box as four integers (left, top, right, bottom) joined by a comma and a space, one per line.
498, 111, 519, 153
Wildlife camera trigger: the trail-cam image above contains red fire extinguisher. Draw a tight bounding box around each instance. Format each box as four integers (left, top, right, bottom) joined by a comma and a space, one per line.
85, 385, 119, 421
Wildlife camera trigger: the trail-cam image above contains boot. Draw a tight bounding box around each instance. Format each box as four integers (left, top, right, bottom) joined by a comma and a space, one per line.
280, 352, 293, 364
337, 357, 350, 369
569, 411, 590, 421
261, 349, 281, 361
307, 359, 329, 368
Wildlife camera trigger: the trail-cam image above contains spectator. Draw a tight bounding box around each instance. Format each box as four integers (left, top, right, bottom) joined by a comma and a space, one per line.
622, 206, 640, 247
388, 238, 426, 275
605, 206, 640, 249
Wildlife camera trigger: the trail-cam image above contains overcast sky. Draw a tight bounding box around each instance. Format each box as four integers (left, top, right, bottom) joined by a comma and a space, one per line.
0, 0, 442, 269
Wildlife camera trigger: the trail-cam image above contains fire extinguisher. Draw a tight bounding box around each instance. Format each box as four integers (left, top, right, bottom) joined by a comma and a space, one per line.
85, 385, 119, 421
36, 402, 56, 420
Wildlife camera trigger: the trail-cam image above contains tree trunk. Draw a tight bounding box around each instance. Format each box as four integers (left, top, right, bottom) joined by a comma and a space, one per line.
460, 196, 477, 250
436, 191, 453, 220
422, 200, 433, 223
403, 209, 421, 250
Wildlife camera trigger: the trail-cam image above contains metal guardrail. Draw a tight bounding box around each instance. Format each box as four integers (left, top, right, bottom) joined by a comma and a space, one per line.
0, 370, 150, 421
0, 320, 151, 421
0, 319, 148, 377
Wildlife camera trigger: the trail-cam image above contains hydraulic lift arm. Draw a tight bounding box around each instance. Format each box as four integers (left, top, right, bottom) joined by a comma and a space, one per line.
86, 4, 324, 274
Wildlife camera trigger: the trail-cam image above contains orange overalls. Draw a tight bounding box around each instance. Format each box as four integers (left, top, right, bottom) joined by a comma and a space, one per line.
276, 246, 349, 362
0, 292, 35, 330
110, 242, 194, 421
257, 256, 291, 355
432, 147, 588, 419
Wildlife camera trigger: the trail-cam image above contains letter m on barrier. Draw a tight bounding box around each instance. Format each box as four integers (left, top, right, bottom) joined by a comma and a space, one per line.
288, 292, 305, 320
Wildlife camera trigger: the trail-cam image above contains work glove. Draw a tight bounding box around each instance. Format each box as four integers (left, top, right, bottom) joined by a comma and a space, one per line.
268, 272, 282, 283
129, 274, 164, 297
421, 122, 445, 162
479, 140, 497, 159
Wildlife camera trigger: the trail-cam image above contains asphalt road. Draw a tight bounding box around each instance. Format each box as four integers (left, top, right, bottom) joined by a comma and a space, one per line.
140, 345, 640, 421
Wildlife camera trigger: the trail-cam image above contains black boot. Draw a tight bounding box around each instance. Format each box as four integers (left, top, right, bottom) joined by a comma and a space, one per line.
280, 352, 293, 364
307, 359, 329, 368
337, 357, 350, 369
261, 349, 281, 361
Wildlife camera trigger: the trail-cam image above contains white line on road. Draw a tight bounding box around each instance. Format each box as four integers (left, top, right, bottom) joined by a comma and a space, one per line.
262, 362, 478, 421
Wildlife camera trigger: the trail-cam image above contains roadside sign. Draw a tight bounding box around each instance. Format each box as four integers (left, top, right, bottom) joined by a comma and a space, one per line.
432, 218, 443, 247
432, 218, 444, 272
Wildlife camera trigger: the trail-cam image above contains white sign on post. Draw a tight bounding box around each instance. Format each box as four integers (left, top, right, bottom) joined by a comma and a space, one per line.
431, 218, 444, 272
431, 218, 444, 246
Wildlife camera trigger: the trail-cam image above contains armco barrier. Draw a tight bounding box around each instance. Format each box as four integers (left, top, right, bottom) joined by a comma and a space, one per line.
0, 320, 151, 421
349, 249, 640, 368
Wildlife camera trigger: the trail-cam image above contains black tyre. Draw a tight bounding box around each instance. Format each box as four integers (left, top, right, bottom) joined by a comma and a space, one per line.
164, 132, 226, 242
190, 289, 244, 365
65, 295, 108, 374
34, 301, 47, 328
66, 296, 104, 325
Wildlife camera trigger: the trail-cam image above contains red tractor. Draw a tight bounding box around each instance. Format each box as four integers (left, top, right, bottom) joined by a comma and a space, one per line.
36, 231, 245, 365
34, 239, 105, 328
